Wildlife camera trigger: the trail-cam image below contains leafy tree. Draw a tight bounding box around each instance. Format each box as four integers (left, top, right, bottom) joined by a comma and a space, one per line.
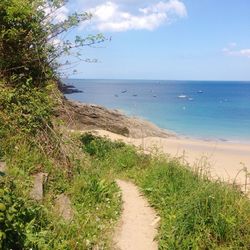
0, 0, 104, 85
0, 1, 108, 248
0, 0, 104, 154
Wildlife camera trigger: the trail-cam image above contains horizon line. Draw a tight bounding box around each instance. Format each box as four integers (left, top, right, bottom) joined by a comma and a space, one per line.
62, 78, 250, 82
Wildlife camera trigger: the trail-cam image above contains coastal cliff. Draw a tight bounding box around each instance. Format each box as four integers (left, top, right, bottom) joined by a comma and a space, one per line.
58, 99, 173, 138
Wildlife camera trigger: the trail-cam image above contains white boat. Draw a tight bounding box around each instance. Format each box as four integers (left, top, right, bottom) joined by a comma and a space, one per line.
178, 95, 187, 98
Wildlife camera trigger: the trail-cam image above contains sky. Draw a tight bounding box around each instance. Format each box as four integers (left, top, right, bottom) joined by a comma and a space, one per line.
57, 0, 250, 80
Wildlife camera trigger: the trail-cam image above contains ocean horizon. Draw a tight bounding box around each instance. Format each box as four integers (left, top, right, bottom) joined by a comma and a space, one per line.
63, 79, 250, 143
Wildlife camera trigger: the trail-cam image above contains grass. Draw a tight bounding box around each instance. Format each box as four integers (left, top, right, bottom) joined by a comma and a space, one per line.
132, 161, 250, 249
1, 139, 121, 249
1, 132, 250, 249
80, 133, 250, 249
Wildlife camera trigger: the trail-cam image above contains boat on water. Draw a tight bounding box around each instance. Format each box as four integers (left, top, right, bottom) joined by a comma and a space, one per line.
121, 90, 127, 93
178, 94, 187, 98
188, 97, 194, 101
133, 94, 138, 97
197, 90, 203, 93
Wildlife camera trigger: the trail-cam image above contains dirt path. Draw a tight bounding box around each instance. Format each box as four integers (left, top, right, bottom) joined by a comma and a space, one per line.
113, 179, 159, 250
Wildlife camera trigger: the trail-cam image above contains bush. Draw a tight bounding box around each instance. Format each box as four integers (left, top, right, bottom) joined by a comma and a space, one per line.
80, 133, 125, 158
0, 178, 47, 249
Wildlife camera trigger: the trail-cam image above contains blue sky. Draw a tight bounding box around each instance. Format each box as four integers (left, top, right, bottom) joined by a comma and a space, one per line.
58, 0, 250, 80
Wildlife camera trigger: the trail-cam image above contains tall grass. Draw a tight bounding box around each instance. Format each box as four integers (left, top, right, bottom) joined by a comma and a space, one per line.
1, 140, 121, 249
80, 133, 250, 249
135, 161, 250, 249
2, 132, 250, 249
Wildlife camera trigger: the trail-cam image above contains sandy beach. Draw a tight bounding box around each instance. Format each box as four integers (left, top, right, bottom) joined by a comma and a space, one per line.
62, 100, 250, 193
87, 129, 250, 193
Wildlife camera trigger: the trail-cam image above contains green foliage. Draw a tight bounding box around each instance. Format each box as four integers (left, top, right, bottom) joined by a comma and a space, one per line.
1, 0, 249, 247
1, 0, 50, 85
0, 0, 103, 84
67, 172, 121, 249
80, 134, 250, 249
0, 147, 4, 160
80, 133, 126, 158
0, 0, 105, 155
132, 162, 250, 249
0, 0, 58, 154
0, 80, 55, 135
0, 0, 115, 247
0, 178, 47, 250
0, 140, 121, 249
2, 131, 250, 249
0, 0, 120, 249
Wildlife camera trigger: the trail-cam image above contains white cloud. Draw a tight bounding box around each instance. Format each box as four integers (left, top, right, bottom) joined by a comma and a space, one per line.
82, 0, 187, 32
223, 43, 250, 58
139, 0, 187, 17
239, 49, 250, 57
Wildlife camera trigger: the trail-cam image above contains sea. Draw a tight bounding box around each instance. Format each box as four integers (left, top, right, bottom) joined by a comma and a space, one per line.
63, 79, 250, 142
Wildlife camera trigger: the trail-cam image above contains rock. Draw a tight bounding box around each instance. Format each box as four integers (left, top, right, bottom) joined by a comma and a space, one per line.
0, 162, 6, 175
89, 113, 99, 118
30, 173, 48, 201
55, 194, 74, 221
58, 99, 173, 138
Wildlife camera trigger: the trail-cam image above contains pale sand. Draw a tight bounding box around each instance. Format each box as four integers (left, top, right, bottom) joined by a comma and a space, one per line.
114, 179, 158, 250
88, 130, 250, 193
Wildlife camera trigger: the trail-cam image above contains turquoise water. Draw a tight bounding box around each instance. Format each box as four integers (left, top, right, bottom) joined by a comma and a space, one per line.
63, 79, 250, 142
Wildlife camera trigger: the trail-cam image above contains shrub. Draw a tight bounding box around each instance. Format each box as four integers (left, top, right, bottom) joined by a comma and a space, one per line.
0, 178, 47, 249
80, 133, 125, 158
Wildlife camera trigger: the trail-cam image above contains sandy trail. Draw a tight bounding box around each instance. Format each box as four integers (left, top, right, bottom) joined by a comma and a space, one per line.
113, 179, 159, 250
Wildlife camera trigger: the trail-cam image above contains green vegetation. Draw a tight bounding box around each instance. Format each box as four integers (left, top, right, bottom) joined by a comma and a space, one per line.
80, 134, 250, 249
0, 0, 118, 248
133, 162, 250, 249
0, 0, 104, 156
0, 0, 250, 249
2, 126, 250, 249
0, 141, 121, 249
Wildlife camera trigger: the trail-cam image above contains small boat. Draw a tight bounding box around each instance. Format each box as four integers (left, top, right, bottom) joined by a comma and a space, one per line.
153, 95, 157, 98
197, 90, 203, 93
178, 94, 187, 98
114, 94, 119, 97
121, 90, 127, 93
188, 97, 194, 101
133, 94, 138, 97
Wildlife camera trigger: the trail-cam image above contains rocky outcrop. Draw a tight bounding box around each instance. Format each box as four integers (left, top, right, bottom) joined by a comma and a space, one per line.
54, 194, 74, 221
30, 173, 48, 201
0, 161, 6, 175
58, 99, 174, 138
